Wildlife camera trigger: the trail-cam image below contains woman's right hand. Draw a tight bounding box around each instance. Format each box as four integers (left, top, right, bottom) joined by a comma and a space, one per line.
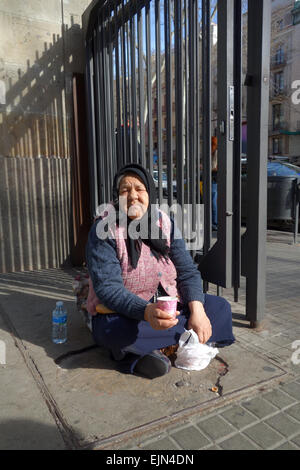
144, 303, 179, 330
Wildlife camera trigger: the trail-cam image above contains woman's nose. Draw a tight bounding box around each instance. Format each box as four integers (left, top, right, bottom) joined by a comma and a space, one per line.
128, 187, 138, 199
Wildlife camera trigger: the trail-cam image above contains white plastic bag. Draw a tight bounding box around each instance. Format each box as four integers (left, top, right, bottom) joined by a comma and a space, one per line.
174, 329, 219, 371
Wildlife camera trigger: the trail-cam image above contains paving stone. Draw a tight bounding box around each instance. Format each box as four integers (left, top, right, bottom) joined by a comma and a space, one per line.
262, 389, 297, 409
285, 403, 300, 422
196, 415, 235, 441
221, 405, 258, 429
268, 335, 293, 348
264, 413, 300, 438
291, 433, 300, 447
252, 340, 279, 352
170, 426, 211, 450
280, 381, 300, 400
243, 422, 284, 449
219, 433, 258, 450
274, 441, 299, 450
141, 437, 180, 451
241, 397, 278, 419
274, 347, 294, 361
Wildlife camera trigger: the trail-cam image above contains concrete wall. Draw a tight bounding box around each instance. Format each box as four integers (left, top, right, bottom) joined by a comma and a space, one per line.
0, 0, 92, 273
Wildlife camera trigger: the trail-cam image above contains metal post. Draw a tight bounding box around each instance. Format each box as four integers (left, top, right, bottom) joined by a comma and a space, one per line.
174, 0, 184, 222
145, 1, 153, 174
199, 0, 234, 289
294, 179, 299, 245
233, 0, 242, 302
164, 0, 173, 206
244, 0, 271, 328
201, 0, 211, 292
202, 0, 212, 257
155, 0, 163, 203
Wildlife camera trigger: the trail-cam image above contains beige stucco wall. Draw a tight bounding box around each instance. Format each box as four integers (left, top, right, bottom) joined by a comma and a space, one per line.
0, 0, 93, 272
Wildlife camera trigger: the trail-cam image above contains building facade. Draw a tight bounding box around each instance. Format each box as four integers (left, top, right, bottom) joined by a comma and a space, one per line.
269, 0, 300, 162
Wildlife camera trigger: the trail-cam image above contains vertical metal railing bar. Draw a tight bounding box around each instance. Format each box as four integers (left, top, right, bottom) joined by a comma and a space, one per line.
233, 0, 242, 301
185, 0, 190, 208
105, 9, 115, 196
190, 0, 197, 258
146, 0, 153, 174
114, 1, 122, 168
155, 0, 163, 204
174, 0, 184, 236
121, 0, 129, 163
85, 37, 98, 215
201, 0, 212, 279
102, 11, 109, 201
138, 6, 146, 167
108, 9, 116, 180
103, 11, 111, 201
126, 21, 133, 162
94, 17, 105, 204
130, 7, 138, 163
195, 1, 201, 209
164, 0, 173, 207
100, 10, 110, 202
145, 1, 153, 174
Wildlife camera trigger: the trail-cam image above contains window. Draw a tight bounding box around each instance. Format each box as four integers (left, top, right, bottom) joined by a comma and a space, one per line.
275, 46, 284, 65
277, 19, 283, 31
272, 104, 283, 130
292, 1, 300, 25
272, 137, 282, 154
274, 71, 284, 94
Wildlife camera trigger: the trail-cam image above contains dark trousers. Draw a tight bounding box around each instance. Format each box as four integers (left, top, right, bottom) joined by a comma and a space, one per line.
92, 294, 235, 374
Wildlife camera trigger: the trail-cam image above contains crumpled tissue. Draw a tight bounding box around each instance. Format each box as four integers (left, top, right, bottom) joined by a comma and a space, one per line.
174, 329, 219, 371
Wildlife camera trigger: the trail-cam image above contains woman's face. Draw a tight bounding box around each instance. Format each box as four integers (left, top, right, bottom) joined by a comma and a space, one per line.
118, 173, 149, 220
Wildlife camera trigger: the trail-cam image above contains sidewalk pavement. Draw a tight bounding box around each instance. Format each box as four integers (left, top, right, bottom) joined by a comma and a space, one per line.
0, 229, 299, 450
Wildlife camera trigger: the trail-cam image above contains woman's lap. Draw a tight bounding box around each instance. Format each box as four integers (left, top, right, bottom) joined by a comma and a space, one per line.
92, 293, 235, 363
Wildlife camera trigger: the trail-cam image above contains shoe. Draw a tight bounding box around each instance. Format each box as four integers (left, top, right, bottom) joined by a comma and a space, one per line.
134, 350, 171, 379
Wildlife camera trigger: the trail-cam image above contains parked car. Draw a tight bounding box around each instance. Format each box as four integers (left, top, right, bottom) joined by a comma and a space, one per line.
241, 160, 300, 178
267, 161, 300, 177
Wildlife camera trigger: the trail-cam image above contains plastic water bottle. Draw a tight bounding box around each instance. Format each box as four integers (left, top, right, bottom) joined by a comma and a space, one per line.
52, 301, 67, 344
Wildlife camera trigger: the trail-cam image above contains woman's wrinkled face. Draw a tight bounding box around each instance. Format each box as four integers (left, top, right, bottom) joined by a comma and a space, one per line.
118, 173, 149, 220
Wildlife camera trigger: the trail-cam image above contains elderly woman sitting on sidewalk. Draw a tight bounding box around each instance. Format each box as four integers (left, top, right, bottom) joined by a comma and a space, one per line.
85, 163, 235, 379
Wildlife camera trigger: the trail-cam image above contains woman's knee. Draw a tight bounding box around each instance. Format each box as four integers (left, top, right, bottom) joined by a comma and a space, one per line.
204, 294, 232, 316
92, 314, 139, 350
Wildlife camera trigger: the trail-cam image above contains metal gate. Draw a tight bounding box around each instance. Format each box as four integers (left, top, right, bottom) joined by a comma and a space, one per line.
84, 0, 271, 327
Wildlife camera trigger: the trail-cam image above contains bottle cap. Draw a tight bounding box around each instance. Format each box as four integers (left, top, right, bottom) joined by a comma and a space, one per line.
56, 301, 64, 308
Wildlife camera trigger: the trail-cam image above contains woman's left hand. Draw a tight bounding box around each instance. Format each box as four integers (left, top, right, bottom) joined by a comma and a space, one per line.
187, 301, 212, 344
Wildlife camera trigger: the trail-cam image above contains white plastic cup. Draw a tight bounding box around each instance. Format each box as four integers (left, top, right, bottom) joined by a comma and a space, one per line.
157, 296, 178, 319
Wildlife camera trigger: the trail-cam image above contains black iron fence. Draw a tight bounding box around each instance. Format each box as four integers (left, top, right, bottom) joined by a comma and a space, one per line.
84, 0, 271, 326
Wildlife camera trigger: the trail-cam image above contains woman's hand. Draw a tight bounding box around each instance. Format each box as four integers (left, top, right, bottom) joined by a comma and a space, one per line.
187, 301, 212, 344
144, 303, 179, 330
